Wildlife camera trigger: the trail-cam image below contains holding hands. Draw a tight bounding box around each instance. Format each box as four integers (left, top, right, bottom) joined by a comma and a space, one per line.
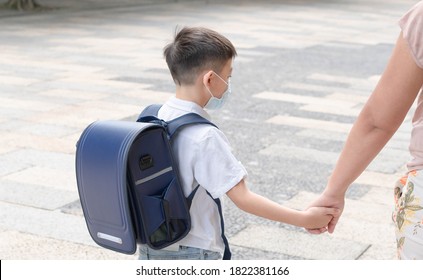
300, 205, 340, 231
305, 191, 344, 234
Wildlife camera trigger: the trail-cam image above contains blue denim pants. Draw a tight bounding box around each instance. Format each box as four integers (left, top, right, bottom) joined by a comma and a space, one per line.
139, 245, 222, 260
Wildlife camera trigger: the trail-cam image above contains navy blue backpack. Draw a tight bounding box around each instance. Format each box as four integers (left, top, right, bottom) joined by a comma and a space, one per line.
75, 105, 231, 259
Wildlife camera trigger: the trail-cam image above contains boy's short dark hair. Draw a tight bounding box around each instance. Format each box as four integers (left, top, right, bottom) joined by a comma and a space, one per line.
164, 26, 237, 85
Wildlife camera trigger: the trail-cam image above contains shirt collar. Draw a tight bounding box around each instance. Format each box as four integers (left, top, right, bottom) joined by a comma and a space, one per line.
167, 96, 212, 121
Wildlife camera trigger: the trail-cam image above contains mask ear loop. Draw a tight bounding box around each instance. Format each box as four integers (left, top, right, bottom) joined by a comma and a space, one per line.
203, 71, 229, 102
213, 71, 229, 86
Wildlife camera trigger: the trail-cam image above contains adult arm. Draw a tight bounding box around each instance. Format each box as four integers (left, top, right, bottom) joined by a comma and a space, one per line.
308, 33, 423, 233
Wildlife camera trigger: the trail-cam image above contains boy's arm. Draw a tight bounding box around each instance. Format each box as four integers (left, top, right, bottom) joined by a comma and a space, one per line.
226, 179, 338, 229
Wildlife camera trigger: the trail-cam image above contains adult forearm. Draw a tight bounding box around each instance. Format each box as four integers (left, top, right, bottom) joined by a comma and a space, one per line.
324, 33, 423, 197
325, 110, 397, 196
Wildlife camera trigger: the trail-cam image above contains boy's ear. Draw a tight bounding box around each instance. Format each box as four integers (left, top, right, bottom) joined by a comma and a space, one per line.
202, 70, 214, 86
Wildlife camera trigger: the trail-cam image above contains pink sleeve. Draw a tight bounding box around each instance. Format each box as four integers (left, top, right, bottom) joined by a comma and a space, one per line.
399, 1, 423, 69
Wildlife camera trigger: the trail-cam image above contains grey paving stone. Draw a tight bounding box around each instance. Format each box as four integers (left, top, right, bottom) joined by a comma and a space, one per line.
231, 245, 305, 260
0, 0, 418, 260
230, 224, 369, 260
0, 149, 74, 177
0, 201, 94, 246
0, 230, 136, 260
0, 180, 78, 210
259, 144, 340, 166
14, 123, 79, 138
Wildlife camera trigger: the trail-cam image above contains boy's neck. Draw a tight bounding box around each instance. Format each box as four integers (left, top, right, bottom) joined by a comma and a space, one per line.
175, 84, 207, 108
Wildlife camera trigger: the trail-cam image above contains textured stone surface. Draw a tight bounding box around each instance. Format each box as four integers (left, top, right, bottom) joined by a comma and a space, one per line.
0, 0, 417, 260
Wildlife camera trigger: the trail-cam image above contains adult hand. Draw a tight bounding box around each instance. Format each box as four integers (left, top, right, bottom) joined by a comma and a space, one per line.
305, 190, 345, 234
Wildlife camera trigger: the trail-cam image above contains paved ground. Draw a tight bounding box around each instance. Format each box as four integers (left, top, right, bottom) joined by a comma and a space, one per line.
0, 0, 419, 260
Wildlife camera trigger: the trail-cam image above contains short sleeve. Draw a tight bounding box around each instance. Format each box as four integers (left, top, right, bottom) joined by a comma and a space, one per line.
399, 1, 423, 69
193, 128, 248, 199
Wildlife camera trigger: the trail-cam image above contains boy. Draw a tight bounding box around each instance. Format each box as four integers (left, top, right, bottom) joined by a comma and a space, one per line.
139, 27, 337, 260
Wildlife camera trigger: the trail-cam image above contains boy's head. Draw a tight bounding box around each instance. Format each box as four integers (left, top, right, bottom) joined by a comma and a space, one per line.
164, 27, 237, 86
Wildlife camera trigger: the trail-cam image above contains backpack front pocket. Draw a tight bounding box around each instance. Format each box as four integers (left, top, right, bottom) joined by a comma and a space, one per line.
138, 178, 190, 249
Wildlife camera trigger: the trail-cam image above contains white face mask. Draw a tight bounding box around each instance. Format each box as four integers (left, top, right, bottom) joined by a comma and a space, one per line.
204, 72, 231, 110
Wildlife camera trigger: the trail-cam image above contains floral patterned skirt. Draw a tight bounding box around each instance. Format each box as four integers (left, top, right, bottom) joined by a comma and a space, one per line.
393, 170, 423, 259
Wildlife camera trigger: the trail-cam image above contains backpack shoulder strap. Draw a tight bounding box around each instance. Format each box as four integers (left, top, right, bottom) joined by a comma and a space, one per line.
205, 190, 231, 260
187, 186, 231, 260
138, 104, 218, 139
167, 113, 217, 139
138, 104, 161, 119
136, 104, 165, 126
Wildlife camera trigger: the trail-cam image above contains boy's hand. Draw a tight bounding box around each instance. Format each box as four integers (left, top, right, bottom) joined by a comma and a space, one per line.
301, 206, 340, 230
305, 192, 345, 234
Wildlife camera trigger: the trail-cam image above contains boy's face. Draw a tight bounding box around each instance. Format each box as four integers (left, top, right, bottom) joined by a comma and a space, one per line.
212, 59, 233, 99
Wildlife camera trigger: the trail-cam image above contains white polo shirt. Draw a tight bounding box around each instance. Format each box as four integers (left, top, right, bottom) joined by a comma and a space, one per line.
157, 96, 248, 254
